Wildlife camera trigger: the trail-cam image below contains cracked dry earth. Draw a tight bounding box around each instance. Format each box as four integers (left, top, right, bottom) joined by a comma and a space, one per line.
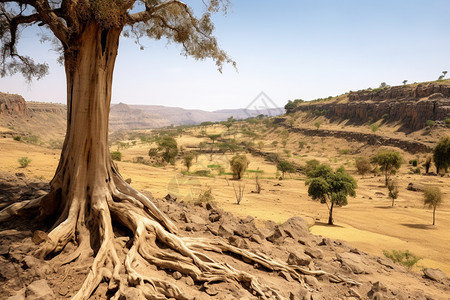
0, 171, 449, 300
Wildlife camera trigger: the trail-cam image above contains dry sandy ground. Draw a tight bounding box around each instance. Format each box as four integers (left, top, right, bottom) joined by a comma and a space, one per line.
0, 125, 449, 278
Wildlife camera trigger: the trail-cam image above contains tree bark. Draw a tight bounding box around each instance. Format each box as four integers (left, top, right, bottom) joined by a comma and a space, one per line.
328, 202, 334, 225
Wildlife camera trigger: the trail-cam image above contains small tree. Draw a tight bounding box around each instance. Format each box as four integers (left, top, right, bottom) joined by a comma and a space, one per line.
233, 183, 245, 205
158, 136, 179, 165
183, 152, 195, 172
257, 141, 264, 150
306, 164, 357, 225
387, 180, 399, 207
277, 161, 296, 178
355, 157, 371, 176
402, 80, 408, 85
230, 155, 249, 180
18, 157, 31, 168
433, 136, 450, 174
110, 151, 122, 161
423, 186, 443, 225
208, 134, 221, 144
371, 150, 402, 186
314, 121, 322, 129
423, 156, 432, 174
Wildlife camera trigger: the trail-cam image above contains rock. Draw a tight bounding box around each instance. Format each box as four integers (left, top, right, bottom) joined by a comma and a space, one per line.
228, 236, 245, 248
241, 215, 255, 223
172, 271, 182, 280
249, 234, 263, 244
278, 216, 309, 241
7, 288, 25, 300
407, 182, 424, 192
287, 251, 312, 267
349, 288, 362, 299
184, 276, 194, 286
15, 173, 25, 178
189, 215, 207, 226
377, 257, 395, 269
234, 223, 254, 238
23, 256, 53, 277
264, 220, 277, 231
164, 194, 177, 201
367, 281, 387, 300
304, 275, 320, 289
25, 279, 55, 300
423, 268, 448, 282
206, 225, 218, 236
279, 270, 293, 282
318, 238, 332, 246
304, 246, 323, 259
209, 210, 221, 222
125, 178, 132, 184
218, 224, 234, 238
118, 287, 144, 299
0, 244, 9, 256
336, 252, 367, 274
32, 230, 49, 245
266, 227, 286, 244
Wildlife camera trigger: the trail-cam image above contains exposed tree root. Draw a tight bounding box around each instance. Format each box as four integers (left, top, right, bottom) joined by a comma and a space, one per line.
0, 174, 360, 300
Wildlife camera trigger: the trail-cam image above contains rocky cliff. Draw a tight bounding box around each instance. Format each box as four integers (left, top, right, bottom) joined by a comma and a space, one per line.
0, 92, 26, 116
293, 81, 450, 131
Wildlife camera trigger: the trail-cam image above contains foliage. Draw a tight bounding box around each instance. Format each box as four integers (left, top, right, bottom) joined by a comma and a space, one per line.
304, 159, 321, 177
266, 153, 280, 163
314, 121, 322, 129
148, 148, 159, 157
195, 187, 214, 205
355, 157, 372, 176
22, 135, 39, 144
305, 164, 357, 225
423, 186, 443, 225
409, 159, 418, 167
371, 150, 402, 186
257, 141, 264, 150
370, 123, 379, 132
183, 152, 195, 172
208, 134, 221, 144
18, 157, 31, 168
158, 136, 179, 165
13, 136, 21, 141
379, 82, 390, 88
193, 170, 213, 177
277, 161, 296, 178
445, 118, 450, 125
383, 250, 421, 269
433, 136, 450, 173
284, 99, 304, 114
402, 80, 408, 85
110, 151, 122, 161
298, 141, 306, 150
230, 155, 249, 180
382, 114, 390, 120
387, 180, 399, 207
426, 120, 435, 127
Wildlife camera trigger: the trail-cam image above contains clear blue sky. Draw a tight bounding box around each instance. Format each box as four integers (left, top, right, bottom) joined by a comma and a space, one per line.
1, 0, 450, 111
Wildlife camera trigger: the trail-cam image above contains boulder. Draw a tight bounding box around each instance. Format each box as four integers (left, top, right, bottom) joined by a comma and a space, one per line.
304, 246, 323, 259
218, 224, 234, 238
336, 252, 367, 274
25, 279, 55, 300
423, 268, 448, 282
407, 182, 424, 192
287, 251, 311, 267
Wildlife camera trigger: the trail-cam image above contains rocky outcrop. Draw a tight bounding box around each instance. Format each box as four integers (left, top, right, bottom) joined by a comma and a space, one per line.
293, 82, 450, 131
0, 92, 26, 116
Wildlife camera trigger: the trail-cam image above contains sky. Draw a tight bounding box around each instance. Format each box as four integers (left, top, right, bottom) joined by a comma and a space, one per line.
1, 0, 450, 111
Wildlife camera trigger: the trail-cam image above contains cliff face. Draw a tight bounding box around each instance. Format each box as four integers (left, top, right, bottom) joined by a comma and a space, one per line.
294, 82, 450, 131
0, 92, 26, 116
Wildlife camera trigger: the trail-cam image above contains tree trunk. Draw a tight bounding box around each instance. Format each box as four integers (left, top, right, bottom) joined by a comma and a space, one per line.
433, 206, 436, 225
328, 202, 334, 225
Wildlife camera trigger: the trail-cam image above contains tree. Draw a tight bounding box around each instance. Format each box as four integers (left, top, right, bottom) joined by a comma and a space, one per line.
387, 180, 399, 207
433, 136, 450, 174
371, 150, 402, 186
183, 152, 195, 172
158, 135, 179, 165
208, 134, 221, 144
277, 161, 295, 178
355, 157, 371, 176
379, 82, 390, 88
402, 80, 408, 85
314, 121, 322, 129
305, 164, 357, 225
230, 154, 249, 180
423, 186, 443, 225
423, 155, 432, 174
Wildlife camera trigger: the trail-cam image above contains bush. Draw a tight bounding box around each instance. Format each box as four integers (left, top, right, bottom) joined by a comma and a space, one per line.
277, 161, 296, 178
445, 118, 450, 126
183, 152, 195, 172
382, 114, 390, 120
433, 136, 450, 173
111, 151, 122, 161
193, 170, 212, 177
195, 187, 214, 204
13, 136, 21, 141
387, 180, 399, 207
426, 120, 435, 127
370, 123, 379, 132
409, 159, 418, 167
18, 157, 31, 168
355, 157, 371, 176
230, 155, 249, 180
383, 250, 421, 269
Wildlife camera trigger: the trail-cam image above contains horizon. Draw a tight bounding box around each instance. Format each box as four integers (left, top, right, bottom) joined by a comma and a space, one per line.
1, 0, 450, 111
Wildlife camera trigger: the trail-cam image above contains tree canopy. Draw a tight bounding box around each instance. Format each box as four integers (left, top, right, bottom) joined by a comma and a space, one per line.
433, 136, 450, 173
371, 150, 402, 186
306, 164, 357, 225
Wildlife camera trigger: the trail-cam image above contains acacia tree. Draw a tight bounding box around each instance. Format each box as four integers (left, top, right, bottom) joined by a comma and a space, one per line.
371, 150, 402, 186
0, 1, 358, 298
305, 164, 357, 225
433, 136, 450, 174
423, 186, 443, 225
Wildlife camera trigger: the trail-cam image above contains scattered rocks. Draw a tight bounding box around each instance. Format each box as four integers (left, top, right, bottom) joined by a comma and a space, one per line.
25, 279, 55, 300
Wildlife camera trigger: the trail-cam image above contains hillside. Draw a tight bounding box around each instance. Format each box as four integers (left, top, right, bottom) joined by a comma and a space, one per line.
287, 80, 450, 132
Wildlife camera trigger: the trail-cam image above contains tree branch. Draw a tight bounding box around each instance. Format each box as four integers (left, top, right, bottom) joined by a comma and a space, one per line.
34, 0, 69, 46
126, 0, 188, 25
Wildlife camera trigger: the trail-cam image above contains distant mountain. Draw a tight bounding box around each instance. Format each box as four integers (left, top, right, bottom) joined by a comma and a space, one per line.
109, 103, 284, 131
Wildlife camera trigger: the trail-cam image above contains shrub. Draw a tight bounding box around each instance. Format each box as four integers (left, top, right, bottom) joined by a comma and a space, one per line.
232, 183, 245, 205
426, 120, 435, 127
13, 135, 21, 141
266, 153, 280, 163
382, 114, 390, 121
383, 250, 421, 269
387, 180, 399, 207
409, 159, 418, 167
355, 157, 371, 176
111, 151, 122, 161
230, 155, 249, 180
18, 157, 31, 168
445, 118, 450, 126
22, 135, 39, 144
195, 186, 214, 204
314, 121, 322, 129
370, 123, 379, 132
193, 170, 212, 177
183, 152, 195, 172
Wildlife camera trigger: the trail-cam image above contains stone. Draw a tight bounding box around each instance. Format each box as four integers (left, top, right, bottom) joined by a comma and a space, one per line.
304, 246, 323, 259
242, 215, 255, 223
7, 288, 25, 300
172, 271, 182, 280
349, 288, 362, 299
234, 223, 254, 238
218, 224, 234, 238
423, 268, 448, 282
209, 210, 221, 222
228, 236, 245, 248
23, 256, 53, 277
367, 281, 387, 299
164, 193, 177, 201
304, 275, 320, 289
407, 182, 424, 192
279, 270, 293, 282
184, 276, 194, 286
25, 279, 55, 300
189, 215, 207, 225
336, 252, 367, 274
278, 216, 309, 241
287, 251, 312, 267
249, 234, 263, 244
118, 287, 144, 299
